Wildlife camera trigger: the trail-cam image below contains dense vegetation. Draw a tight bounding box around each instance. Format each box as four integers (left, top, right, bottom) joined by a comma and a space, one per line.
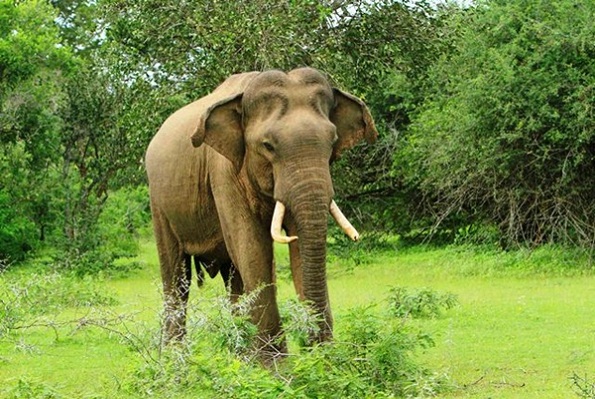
2, 0, 593, 269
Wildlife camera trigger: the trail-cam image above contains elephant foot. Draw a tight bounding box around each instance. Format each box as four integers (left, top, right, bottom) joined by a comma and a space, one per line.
162, 324, 186, 346
254, 333, 287, 367
162, 308, 188, 345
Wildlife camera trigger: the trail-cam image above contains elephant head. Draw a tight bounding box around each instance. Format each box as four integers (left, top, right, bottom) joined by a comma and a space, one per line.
191, 68, 377, 342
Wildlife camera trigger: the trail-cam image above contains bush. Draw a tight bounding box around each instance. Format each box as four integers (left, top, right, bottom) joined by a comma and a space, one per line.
116, 294, 449, 398
1, 378, 64, 399
0, 142, 39, 263
0, 270, 117, 337
404, 0, 595, 248
0, 191, 36, 263
290, 306, 443, 398
572, 373, 595, 399
55, 185, 150, 277
388, 286, 458, 319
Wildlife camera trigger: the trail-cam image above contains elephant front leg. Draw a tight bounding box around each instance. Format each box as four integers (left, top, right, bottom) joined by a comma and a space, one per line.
212, 171, 286, 361
230, 246, 286, 360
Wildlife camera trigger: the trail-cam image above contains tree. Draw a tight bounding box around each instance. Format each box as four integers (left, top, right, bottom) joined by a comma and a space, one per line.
0, 0, 73, 262
403, 0, 595, 246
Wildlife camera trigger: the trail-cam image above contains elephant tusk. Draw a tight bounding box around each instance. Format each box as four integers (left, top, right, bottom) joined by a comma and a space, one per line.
330, 200, 360, 241
271, 201, 298, 244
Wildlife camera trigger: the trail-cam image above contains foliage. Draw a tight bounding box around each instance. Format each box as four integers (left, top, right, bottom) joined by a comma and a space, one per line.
0, 0, 72, 263
572, 373, 595, 399
403, 0, 595, 247
0, 143, 37, 262
113, 294, 447, 398
0, 0, 72, 93
327, 1, 449, 238
280, 297, 322, 348
55, 186, 150, 276
388, 286, 458, 319
1, 378, 64, 399
289, 306, 443, 398
1, 1, 153, 269
0, 270, 117, 337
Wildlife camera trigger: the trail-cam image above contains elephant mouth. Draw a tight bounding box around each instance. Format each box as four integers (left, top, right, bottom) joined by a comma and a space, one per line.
270, 200, 359, 243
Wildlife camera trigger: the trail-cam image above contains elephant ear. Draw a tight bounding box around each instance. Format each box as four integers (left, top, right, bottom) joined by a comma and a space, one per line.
330, 88, 378, 161
191, 72, 260, 171
191, 94, 245, 171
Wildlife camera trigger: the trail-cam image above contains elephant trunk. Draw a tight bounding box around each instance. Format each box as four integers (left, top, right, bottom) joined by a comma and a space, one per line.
295, 202, 333, 342
279, 165, 334, 342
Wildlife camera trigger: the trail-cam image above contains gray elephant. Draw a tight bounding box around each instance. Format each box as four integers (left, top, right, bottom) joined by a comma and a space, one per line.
145, 67, 377, 357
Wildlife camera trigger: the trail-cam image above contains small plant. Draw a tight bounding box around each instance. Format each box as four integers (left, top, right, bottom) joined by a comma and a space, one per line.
204, 291, 260, 360
0, 271, 117, 337
113, 295, 447, 398
388, 286, 458, 319
1, 378, 64, 399
280, 297, 322, 347
288, 306, 444, 398
572, 373, 595, 399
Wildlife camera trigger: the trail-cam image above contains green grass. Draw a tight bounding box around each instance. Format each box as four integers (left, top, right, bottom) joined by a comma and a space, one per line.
1, 239, 594, 398
336, 256, 595, 398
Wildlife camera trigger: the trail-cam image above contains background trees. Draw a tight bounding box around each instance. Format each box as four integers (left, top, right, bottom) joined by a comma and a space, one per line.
0, 0, 72, 262
403, 0, 595, 247
1, 0, 594, 267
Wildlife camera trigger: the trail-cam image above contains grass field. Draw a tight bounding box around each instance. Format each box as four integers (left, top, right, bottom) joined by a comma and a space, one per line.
1, 238, 594, 398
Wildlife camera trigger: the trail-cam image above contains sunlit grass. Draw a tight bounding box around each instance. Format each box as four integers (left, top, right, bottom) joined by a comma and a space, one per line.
1, 238, 594, 398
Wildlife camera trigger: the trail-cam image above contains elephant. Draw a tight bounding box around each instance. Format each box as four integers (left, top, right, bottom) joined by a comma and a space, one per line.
145, 67, 377, 357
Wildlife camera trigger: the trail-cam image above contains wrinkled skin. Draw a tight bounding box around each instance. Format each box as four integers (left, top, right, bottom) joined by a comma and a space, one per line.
145, 68, 377, 358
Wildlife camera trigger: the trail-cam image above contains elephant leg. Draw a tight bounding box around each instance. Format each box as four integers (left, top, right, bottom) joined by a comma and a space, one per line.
239, 255, 285, 360
214, 217, 284, 356
151, 205, 191, 344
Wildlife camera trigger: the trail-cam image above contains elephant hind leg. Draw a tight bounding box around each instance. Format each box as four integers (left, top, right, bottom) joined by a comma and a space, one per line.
151, 205, 191, 344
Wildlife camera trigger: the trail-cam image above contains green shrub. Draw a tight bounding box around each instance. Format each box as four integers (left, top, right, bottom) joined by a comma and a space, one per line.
572, 373, 595, 399
1, 378, 64, 399
0, 190, 36, 263
116, 296, 447, 398
288, 306, 443, 398
0, 143, 39, 263
404, 0, 595, 247
55, 185, 150, 277
0, 271, 117, 337
280, 297, 322, 348
388, 286, 458, 319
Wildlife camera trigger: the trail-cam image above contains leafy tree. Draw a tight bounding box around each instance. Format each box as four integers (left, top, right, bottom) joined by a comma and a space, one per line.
0, 0, 73, 262
54, 64, 152, 270
327, 0, 448, 231
403, 0, 595, 246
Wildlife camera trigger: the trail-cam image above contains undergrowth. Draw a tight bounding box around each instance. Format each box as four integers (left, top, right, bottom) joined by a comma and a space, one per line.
112, 286, 454, 398
0, 267, 454, 398
572, 373, 595, 399
0, 270, 117, 338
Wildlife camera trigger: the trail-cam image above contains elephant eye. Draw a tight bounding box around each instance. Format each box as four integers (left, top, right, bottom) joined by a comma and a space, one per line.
263, 141, 275, 152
